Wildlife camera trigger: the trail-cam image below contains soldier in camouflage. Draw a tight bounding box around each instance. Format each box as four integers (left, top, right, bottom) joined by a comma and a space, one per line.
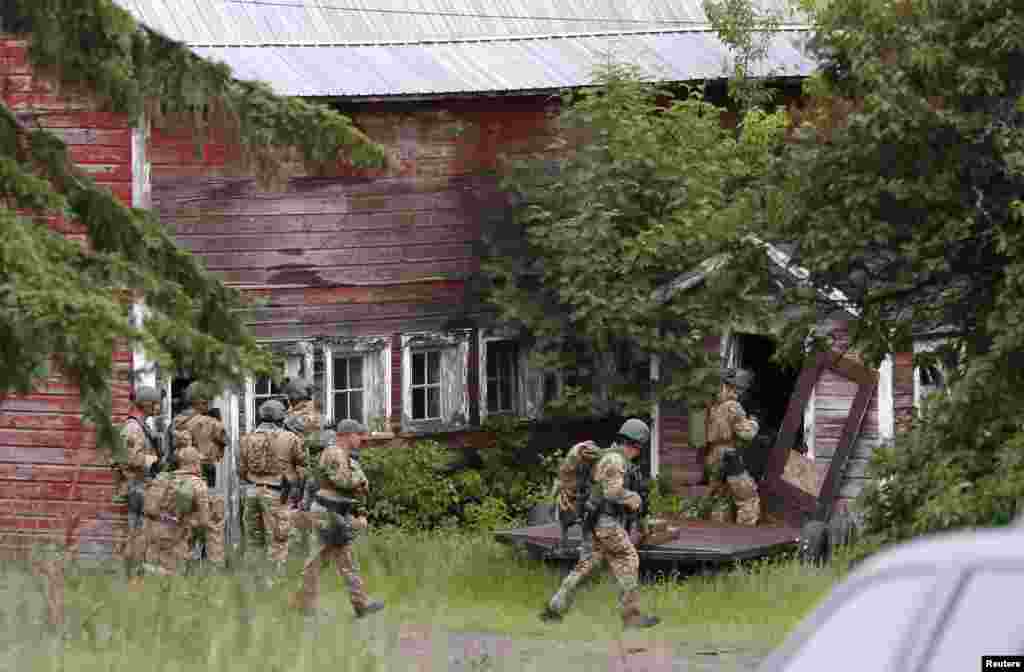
541, 419, 660, 629
173, 381, 227, 568
239, 399, 307, 576
292, 419, 384, 619
281, 378, 321, 554
114, 385, 162, 584
142, 434, 210, 576
553, 440, 603, 550
705, 368, 761, 525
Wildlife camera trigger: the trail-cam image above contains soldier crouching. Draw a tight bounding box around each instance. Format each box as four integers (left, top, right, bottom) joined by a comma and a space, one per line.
142, 436, 210, 576
292, 419, 384, 619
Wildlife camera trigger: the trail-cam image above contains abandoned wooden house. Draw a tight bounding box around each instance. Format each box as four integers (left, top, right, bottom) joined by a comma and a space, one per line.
0, 1, 952, 559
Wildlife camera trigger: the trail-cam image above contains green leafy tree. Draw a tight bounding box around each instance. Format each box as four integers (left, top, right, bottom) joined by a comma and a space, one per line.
0, 0, 388, 457
483, 62, 789, 417
754, 0, 1024, 546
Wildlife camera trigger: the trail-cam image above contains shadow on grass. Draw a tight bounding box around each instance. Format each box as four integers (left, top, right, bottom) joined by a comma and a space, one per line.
0, 530, 849, 671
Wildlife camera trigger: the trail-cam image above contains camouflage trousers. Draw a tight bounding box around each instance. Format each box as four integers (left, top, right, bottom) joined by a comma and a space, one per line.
288, 510, 314, 556
705, 445, 761, 526
243, 484, 292, 571
548, 523, 643, 622
142, 517, 192, 576
118, 480, 148, 576
294, 503, 370, 613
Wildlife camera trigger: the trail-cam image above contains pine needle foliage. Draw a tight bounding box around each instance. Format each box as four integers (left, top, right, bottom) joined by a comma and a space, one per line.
0, 0, 389, 459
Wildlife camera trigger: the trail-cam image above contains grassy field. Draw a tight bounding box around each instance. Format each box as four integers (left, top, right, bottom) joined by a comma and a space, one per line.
0, 530, 849, 671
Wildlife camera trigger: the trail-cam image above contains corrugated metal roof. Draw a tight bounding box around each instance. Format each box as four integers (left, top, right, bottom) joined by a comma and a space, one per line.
111, 0, 816, 97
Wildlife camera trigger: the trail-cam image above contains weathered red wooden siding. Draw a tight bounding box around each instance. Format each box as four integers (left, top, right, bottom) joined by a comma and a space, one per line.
658, 333, 721, 496
0, 37, 135, 559
892, 351, 915, 434
813, 319, 881, 513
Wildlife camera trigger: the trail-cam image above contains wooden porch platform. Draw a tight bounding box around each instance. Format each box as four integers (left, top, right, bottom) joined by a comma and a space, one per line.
494, 520, 800, 565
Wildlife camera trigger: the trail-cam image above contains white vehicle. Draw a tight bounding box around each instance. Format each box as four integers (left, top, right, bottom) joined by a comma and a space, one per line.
757, 522, 1024, 672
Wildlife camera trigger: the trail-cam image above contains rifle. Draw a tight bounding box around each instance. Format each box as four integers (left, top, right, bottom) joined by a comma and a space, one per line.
279, 475, 292, 506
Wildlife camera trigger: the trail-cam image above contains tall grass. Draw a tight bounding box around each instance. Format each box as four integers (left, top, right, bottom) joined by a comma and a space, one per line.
1, 531, 847, 671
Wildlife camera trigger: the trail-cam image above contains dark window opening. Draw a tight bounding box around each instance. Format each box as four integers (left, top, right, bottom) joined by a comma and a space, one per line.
486, 341, 519, 413
333, 355, 364, 423
411, 350, 442, 420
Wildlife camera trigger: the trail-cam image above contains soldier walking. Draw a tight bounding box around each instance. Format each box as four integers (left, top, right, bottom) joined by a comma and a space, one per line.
142, 435, 210, 576
541, 419, 660, 629
292, 419, 384, 619
173, 382, 227, 568
704, 368, 761, 525
239, 400, 307, 578
114, 385, 162, 586
281, 378, 321, 554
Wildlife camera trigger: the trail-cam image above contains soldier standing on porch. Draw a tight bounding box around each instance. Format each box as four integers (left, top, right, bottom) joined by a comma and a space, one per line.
114, 385, 163, 586
704, 368, 761, 525
173, 381, 227, 568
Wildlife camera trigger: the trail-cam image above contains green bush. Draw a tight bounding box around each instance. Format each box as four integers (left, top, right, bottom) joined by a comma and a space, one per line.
358, 439, 463, 531
356, 418, 564, 532
855, 388, 1024, 558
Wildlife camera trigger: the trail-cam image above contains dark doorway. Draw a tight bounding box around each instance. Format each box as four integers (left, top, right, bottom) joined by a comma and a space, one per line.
734, 333, 803, 481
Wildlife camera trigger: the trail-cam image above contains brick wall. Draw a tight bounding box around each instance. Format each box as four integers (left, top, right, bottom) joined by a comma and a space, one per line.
0, 37, 135, 560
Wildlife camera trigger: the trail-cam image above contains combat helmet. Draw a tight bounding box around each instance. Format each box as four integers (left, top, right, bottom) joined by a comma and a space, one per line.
184, 381, 214, 405
283, 378, 315, 403
722, 368, 755, 393
617, 418, 651, 445
259, 399, 287, 423
133, 385, 162, 404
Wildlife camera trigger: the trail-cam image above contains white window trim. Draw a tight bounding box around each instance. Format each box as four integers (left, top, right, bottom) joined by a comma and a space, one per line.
913, 337, 953, 411
243, 340, 313, 433
322, 337, 392, 430
479, 328, 550, 421
401, 330, 471, 433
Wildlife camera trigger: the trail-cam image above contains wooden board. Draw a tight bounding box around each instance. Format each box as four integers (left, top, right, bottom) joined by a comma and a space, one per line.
494, 522, 800, 565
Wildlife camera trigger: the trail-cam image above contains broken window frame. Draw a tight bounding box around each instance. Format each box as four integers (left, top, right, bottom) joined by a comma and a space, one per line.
321, 337, 391, 432
401, 330, 471, 434
478, 327, 547, 421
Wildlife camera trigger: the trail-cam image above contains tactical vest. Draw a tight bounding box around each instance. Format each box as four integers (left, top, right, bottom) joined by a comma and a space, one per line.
245, 430, 275, 476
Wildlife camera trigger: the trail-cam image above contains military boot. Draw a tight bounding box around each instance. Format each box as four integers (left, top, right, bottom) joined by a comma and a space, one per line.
355, 600, 385, 618
539, 605, 563, 623
621, 590, 660, 629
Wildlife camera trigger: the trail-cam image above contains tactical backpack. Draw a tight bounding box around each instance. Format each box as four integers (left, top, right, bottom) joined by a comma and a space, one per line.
143, 473, 176, 518
245, 429, 275, 476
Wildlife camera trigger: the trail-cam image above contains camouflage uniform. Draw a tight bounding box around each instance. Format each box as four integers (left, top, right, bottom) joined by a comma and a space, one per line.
116, 415, 160, 577
294, 421, 383, 618
705, 370, 760, 526
240, 416, 307, 572
553, 440, 603, 547
174, 392, 227, 567
283, 390, 321, 553
143, 438, 210, 576
545, 445, 653, 627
